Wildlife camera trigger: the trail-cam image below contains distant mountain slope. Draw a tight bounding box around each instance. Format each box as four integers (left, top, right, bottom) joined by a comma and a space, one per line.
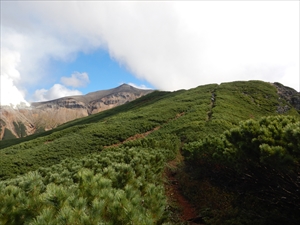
0, 84, 153, 140
31, 83, 153, 114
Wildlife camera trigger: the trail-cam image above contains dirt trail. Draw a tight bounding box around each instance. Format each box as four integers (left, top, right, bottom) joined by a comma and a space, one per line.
207, 90, 216, 121
104, 112, 201, 223
104, 126, 160, 148
165, 153, 203, 224
104, 112, 185, 149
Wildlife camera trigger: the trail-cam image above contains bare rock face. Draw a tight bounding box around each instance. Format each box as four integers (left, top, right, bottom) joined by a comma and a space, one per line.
0, 106, 36, 139
0, 84, 153, 140
87, 92, 144, 114
272, 82, 300, 114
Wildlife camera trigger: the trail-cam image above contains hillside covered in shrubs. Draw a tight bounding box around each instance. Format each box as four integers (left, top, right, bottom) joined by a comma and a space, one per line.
0, 80, 299, 224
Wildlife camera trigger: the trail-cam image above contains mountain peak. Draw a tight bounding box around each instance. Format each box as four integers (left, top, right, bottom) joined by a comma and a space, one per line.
115, 83, 135, 90
115, 83, 141, 90
119, 83, 131, 87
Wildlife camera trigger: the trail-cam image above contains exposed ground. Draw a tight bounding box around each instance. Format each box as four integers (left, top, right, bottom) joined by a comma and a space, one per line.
103, 111, 201, 224
164, 152, 204, 225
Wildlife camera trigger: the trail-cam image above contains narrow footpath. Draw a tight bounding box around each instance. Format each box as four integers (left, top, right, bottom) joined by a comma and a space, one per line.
165, 153, 205, 224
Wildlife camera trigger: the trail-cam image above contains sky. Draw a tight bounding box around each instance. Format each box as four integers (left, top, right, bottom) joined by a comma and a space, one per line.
1, 1, 299, 106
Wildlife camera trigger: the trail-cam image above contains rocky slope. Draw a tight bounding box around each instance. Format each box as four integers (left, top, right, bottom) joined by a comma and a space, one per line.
0, 84, 153, 140
272, 82, 300, 113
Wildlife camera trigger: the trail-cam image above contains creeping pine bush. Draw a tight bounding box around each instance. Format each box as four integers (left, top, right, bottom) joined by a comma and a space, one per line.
183, 115, 300, 224
0, 147, 171, 225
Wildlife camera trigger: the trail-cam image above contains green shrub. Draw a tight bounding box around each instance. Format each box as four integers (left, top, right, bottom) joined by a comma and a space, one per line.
183, 115, 300, 224
0, 147, 172, 225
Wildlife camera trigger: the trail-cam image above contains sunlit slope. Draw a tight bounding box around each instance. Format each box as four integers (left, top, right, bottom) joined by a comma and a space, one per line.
145, 80, 299, 142
0, 81, 298, 180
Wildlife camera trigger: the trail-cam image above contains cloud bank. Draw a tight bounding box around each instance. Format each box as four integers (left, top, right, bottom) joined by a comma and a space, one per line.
1, 1, 299, 106
61, 72, 90, 88
1, 47, 29, 106
32, 84, 82, 102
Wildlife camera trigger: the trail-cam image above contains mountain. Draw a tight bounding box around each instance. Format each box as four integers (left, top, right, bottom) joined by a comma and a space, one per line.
0, 84, 153, 140
0, 80, 299, 224
272, 82, 300, 113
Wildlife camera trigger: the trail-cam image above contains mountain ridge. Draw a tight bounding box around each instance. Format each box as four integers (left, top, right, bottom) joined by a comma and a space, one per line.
0, 84, 153, 140
31, 83, 149, 107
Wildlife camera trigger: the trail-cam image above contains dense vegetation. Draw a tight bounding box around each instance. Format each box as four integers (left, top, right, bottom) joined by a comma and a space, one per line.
13, 122, 27, 138
183, 115, 300, 224
0, 80, 299, 224
0, 147, 176, 224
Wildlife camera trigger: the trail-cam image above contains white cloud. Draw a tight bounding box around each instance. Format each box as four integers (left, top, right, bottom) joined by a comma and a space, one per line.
32, 84, 82, 102
0, 74, 29, 107
1, 48, 21, 82
277, 65, 300, 92
1, 0, 299, 107
127, 83, 152, 90
61, 72, 90, 88
0, 48, 29, 106
1, 2, 99, 106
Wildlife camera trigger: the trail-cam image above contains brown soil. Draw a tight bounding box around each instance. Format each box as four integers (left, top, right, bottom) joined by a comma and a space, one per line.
104, 126, 161, 148
103, 112, 202, 223
164, 153, 203, 224
104, 111, 186, 149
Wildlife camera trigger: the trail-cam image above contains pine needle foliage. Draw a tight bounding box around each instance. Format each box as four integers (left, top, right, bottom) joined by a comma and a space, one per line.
0, 147, 171, 225
0, 80, 299, 224
183, 115, 300, 224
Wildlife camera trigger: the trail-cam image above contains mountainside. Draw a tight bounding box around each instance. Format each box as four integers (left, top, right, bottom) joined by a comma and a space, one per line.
0, 80, 299, 225
0, 84, 153, 140
272, 82, 300, 113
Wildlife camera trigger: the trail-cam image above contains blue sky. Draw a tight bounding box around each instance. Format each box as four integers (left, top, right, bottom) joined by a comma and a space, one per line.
1, 1, 299, 106
45, 49, 154, 94
25, 49, 155, 102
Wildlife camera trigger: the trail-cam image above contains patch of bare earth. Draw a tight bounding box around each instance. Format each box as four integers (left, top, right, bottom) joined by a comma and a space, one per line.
104, 112, 204, 223
164, 152, 204, 224
104, 111, 185, 149
104, 126, 160, 148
